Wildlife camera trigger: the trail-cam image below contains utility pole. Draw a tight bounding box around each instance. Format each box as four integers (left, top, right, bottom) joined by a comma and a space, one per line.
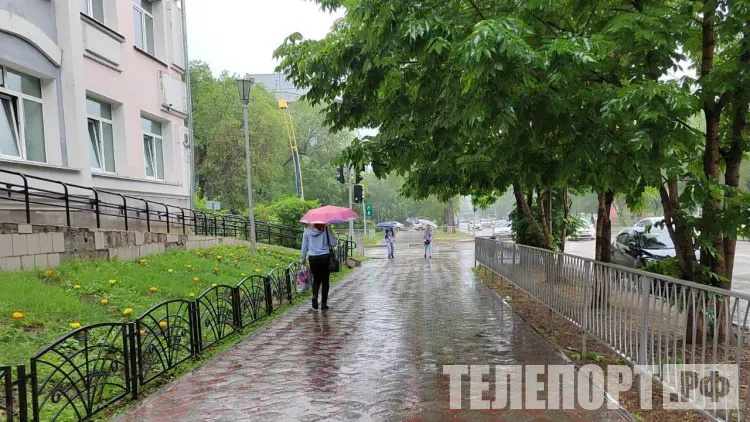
348, 166, 354, 238
236, 76, 256, 255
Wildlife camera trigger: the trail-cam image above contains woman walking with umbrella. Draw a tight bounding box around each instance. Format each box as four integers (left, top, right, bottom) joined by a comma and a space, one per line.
385, 227, 395, 259
299, 205, 358, 310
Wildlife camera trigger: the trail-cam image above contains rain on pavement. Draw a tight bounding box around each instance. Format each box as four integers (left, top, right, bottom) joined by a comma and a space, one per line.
116, 241, 630, 421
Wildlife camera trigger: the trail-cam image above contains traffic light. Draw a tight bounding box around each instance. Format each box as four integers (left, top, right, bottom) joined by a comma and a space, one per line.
336, 165, 345, 184
355, 172, 363, 184
353, 184, 363, 203
365, 204, 372, 217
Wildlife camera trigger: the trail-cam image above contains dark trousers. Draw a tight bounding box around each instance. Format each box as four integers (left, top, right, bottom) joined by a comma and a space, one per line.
308, 254, 330, 304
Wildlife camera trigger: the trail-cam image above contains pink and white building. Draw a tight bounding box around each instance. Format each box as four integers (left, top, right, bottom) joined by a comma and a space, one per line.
0, 0, 192, 213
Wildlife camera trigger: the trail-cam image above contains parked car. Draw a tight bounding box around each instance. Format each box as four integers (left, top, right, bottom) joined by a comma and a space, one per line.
473, 221, 483, 230
382, 221, 404, 231
570, 220, 594, 240
481, 219, 492, 228
611, 227, 675, 269
493, 220, 512, 238
633, 216, 665, 229
413, 219, 437, 230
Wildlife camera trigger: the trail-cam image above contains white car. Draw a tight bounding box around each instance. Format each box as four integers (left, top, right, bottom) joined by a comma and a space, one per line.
493, 220, 512, 238
634, 217, 665, 229
382, 221, 404, 231
571, 221, 594, 240
413, 219, 437, 230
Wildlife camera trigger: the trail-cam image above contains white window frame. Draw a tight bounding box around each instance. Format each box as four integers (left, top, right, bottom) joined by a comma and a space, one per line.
87, 98, 115, 173
133, 0, 155, 55
0, 66, 45, 163
142, 118, 164, 180
80, 0, 105, 23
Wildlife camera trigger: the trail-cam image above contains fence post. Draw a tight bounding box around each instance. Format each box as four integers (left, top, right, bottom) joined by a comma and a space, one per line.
264, 276, 273, 315
581, 262, 591, 357
189, 301, 201, 355
548, 252, 554, 332
16, 365, 27, 422
511, 244, 517, 282
637, 274, 651, 401
127, 323, 138, 400
232, 287, 242, 329
285, 269, 293, 304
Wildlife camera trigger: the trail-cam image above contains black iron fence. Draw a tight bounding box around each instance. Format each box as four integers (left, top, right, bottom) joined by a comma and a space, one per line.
0, 169, 305, 248
0, 261, 314, 422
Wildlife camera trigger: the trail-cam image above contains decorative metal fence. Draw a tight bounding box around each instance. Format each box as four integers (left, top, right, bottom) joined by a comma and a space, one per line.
476, 238, 750, 422
0, 169, 304, 249
0, 263, 312, 422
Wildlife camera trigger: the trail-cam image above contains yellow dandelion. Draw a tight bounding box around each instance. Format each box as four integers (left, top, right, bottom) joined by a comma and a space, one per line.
108, 279, 117, 285
168, 268, 174, 273
233, 259, 239, 263
196, 251, 202, 256
211, 283, 218, 287
240, 273, 246, 276
11, 312, 23, 320
238, 245, 245, 248
100, 298, 109, 305
73, 284, 81, 290
216, 255, 222, 260
138, 258, 146, 264
193, 277, 199, 282
139, 329, 145, 335
159, 321, 167, 328
255, 268, 260, 273
123, 308, 133, 316
189, 292, 196, 298
186, 264, 192, 269
228, 253, 234, 257
44, 269, 54, 276
149, 286, 158, 293
70, 322, 81, 329
213, 266, 219, 272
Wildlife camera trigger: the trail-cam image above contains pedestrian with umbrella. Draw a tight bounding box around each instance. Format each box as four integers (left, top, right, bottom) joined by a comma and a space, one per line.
377, 222, 396, 259
300, 205, 358, 310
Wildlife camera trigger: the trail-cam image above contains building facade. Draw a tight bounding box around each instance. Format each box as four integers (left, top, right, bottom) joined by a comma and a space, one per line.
0, 0, 191, 217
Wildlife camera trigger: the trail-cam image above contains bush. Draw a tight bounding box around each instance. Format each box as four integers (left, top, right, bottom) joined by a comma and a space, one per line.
254, 203, 276, 222
268, 197, 321, 227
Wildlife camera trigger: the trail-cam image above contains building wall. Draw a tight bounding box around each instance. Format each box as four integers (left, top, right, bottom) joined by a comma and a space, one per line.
0, 0, 191, 218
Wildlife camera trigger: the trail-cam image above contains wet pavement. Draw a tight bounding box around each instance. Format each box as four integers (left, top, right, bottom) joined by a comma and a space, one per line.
118, 242, 630, 421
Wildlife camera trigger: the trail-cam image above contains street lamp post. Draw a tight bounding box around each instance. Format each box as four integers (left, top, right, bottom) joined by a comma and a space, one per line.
237, 74, 257, 255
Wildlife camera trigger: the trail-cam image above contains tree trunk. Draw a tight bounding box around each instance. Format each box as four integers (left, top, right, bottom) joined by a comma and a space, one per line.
537, 191, 553, 249
444, 200, 456, 234
722, 20, 750, 288
560, 187, 569, 253
513, 182, 546, 243
595, 190, 614, 263
659, 179, 697, 281
700, 4, 727, 285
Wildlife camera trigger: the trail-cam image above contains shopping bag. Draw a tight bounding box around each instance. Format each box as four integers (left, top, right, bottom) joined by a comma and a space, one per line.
296, 267, 311, 293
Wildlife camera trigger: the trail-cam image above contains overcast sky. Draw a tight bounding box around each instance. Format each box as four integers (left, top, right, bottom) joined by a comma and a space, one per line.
186, 0, 343, 75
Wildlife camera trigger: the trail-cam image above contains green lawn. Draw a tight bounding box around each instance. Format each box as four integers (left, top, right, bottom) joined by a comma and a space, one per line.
0, 244, 303, 365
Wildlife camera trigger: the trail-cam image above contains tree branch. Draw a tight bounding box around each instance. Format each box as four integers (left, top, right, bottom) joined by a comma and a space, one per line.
466, 0, 486, 20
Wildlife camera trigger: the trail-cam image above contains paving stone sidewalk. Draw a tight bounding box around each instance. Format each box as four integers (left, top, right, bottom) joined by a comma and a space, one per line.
117, 243, 631, 421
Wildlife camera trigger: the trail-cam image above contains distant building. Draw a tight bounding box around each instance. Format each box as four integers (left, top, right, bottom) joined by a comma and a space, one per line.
250, 73, 309, 102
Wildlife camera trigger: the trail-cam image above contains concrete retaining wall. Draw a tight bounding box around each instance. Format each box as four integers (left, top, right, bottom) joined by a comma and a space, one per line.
0, 223, 250, 271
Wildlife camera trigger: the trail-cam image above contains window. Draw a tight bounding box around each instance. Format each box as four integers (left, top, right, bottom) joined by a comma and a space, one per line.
133, 0, 155, 55
142, 117, 163, 180
87, 97, 115, 172
616, 233, 629, 245
79, 0, 105, 23
0, 66, 45, 162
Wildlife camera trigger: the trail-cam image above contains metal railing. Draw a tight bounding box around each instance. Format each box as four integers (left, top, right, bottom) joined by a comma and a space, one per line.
0, 262, 310, 422
0, 169, 311, 250
475, 238, 750, 421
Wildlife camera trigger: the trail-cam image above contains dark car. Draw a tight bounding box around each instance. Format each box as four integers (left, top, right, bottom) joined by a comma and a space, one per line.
611, 227, 675, 269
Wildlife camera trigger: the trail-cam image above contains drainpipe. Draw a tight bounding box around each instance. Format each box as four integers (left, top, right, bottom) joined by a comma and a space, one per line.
181, 0, 196, 208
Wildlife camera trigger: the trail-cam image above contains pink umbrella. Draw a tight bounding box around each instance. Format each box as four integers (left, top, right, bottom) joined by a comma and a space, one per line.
300, 205, 359, 224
